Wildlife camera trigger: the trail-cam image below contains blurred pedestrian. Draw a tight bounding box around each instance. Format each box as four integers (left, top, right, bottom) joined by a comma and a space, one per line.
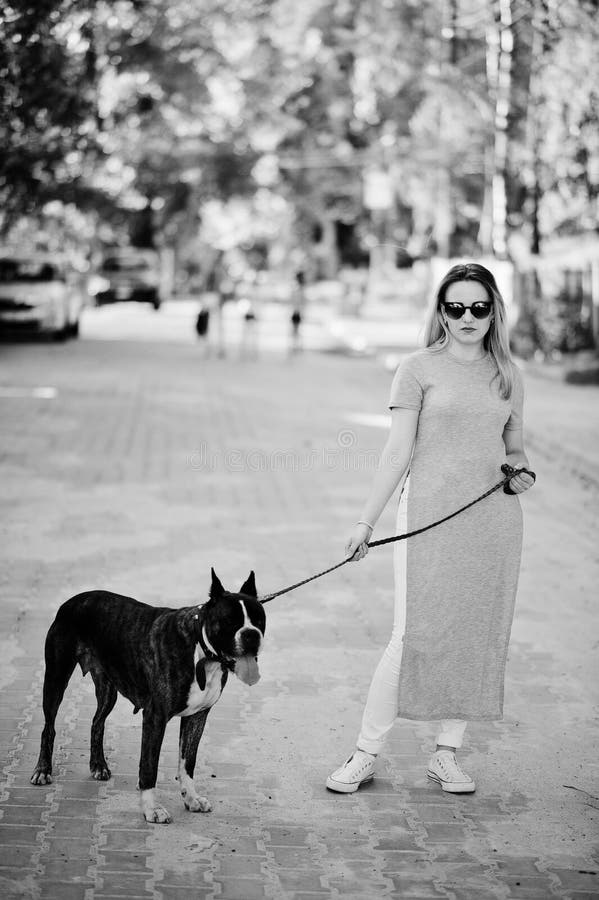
195, 303, 211, 355
212, 253, 235, 359
238, 296, 259, 360
326, 262, 535, 796
289, 270, 306, 355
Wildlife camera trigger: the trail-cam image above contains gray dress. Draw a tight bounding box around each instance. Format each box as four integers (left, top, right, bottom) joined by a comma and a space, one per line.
388, 347, 524, 721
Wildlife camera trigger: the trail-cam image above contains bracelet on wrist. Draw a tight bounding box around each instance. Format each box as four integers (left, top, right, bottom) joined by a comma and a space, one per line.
356, 520, 374, 532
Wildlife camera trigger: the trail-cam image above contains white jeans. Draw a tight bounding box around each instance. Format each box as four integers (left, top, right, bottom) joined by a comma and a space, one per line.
356, 488, 467, 755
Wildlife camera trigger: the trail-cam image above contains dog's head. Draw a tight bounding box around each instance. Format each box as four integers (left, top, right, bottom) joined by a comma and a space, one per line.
199, 568, 266, 686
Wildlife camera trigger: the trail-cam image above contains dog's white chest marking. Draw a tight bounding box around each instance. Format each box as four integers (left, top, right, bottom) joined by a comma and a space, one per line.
178, 646, 223, 717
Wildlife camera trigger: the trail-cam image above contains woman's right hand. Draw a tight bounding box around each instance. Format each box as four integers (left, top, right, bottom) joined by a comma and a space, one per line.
345, 523, 373, 561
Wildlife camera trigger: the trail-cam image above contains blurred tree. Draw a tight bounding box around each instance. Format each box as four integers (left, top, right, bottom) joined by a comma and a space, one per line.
0, 0, 101, 231
273, 0, 439, 270
87, 0, 263, 250
526, 0, 599, 247
2, 0, 598, 276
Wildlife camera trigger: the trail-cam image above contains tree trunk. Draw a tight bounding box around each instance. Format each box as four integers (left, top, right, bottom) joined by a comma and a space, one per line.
491, 0, 513, 259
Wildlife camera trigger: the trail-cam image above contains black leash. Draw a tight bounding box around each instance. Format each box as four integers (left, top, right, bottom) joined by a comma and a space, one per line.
260, 465, 534, 604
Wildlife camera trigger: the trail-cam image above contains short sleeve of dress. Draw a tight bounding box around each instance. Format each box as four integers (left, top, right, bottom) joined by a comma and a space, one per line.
388, 354, 424, 410
504, 366, 524, 431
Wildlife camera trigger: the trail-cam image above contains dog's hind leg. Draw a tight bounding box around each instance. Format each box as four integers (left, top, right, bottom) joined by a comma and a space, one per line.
177, 710, 211, 813
31, 622, 77, 785
138, 705, 171, 824
89, 668, 117, 781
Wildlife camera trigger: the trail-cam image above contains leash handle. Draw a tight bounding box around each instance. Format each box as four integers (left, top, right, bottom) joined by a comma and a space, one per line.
261, 466, 531, 604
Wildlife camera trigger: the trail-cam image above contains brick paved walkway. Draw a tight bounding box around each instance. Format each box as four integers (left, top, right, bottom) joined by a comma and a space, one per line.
0, 331, 597, 900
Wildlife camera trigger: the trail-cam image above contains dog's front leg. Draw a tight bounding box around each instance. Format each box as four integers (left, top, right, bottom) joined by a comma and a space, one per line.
139, 706, 171, 824
178, 710, 211, 813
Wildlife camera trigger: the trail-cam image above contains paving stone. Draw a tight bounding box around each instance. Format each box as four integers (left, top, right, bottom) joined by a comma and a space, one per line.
412, 804, 466, 825
0, 788, 54, 806
269, 846, 316, 868
211, 877, 268, 899
101, 830, 150, 852
374, 834, 428, 853
380, 856, 437, 876
276, 871, 327, 892
358, 794, 408, 813
53, 798, 99, 817
420, 824, 470, 843
41, 858, 94, 880
94, 894, 153, 899
0, 716, 28, 732
42, 836, 94, 859
0, 864, 39, 900
566, 893, 599, 899
39, 883, 91, 900
0, 824, 42, 846
501, 889, 559, 899
329, 879, 390, 896
436, 890, 500, 900
426, 849, 480, 864
99, 850, 153, 872
216, 854, 265, 878
47, 817, 97, 839
369, 812, 424, 830
548, 868, 599, 892
216, 837, 264, 855
156, 868, 212, 887
264, 827, 310, 847
288, 893, 333, 899
155, 887, 214, 899
60, 782, 106, 800
492, 857, 545, 876
386, 875, 448, 897
0, 805, 48, 826
96, 871, 153, 894
319, 843, 373, 861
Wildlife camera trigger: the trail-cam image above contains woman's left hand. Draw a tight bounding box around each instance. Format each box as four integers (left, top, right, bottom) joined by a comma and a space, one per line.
508, 469, 536, 494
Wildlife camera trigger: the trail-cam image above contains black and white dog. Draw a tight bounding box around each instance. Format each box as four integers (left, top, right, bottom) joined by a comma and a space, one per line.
31, 569, 265, 823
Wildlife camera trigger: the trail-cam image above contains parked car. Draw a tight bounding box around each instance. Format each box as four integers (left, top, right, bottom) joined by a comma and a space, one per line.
0, 254, 84, 339
91, 249, 162, 309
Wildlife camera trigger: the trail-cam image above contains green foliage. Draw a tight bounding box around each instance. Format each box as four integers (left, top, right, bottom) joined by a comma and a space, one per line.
511, 265, 596, 358
0, 1, 99, 228
1, 0, 598, 278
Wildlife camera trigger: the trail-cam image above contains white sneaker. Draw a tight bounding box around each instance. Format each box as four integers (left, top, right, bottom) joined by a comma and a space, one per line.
426, 750, 475, 793
326, 750, 376, 793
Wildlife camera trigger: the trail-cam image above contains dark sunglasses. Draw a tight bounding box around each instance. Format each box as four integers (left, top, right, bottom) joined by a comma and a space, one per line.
442, 301, 493, 320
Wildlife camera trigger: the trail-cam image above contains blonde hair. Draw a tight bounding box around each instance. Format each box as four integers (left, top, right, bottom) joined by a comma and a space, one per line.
422, 263, 515, 399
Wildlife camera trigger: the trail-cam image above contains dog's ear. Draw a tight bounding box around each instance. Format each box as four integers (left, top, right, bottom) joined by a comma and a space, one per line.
239, 570, 257, 598
209, 567, 225, 602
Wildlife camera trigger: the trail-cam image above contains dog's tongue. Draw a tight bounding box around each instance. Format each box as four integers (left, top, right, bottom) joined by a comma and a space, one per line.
235, 655, 260, 686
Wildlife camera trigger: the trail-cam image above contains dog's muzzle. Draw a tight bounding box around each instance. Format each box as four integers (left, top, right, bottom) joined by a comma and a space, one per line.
238, 626, 261, 657
233, 626, 262, 685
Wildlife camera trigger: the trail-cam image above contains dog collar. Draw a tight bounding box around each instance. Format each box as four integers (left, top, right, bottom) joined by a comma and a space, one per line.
194, 616, 235, 670
201, 626, 218, 657
198, 627, 235, 671
198, 625, 220, 662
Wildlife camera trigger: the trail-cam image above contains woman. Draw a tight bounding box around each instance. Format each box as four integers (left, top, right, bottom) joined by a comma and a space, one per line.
326, 263, 535, 795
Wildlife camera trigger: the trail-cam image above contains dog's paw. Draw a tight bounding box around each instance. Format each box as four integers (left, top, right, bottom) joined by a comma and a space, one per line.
90, 764, 111, 781
141, 789, 172, 824
143, 805, 172, 824
30, 768, 52, 786
183, 794, 212, 813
